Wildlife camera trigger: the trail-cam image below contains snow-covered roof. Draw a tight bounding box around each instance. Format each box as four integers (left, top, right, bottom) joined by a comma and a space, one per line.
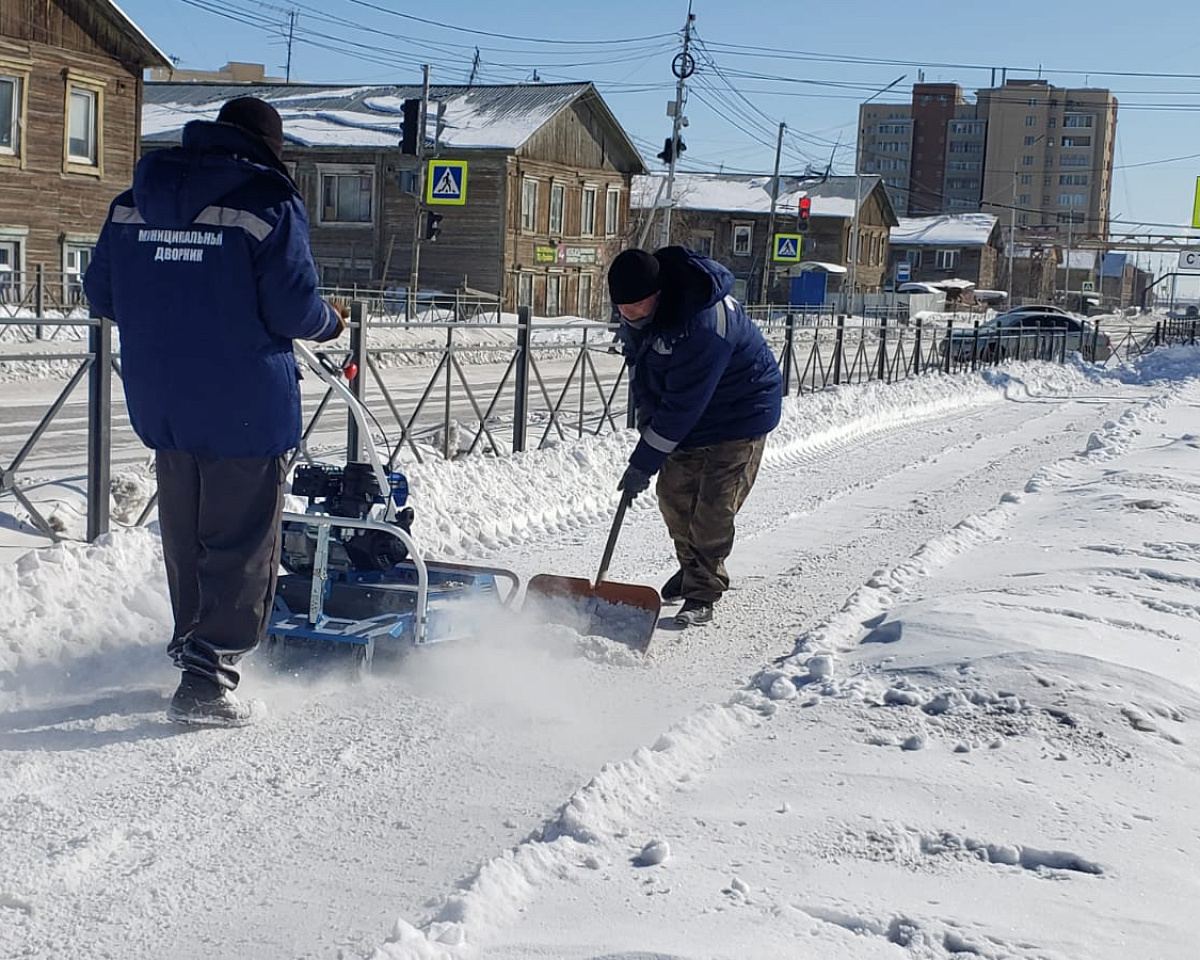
97, 0, 172, 68
142, 82, 640, 161
630, 172, 886, 221
1058, 250, 1098, 270
890, 214, 998, 247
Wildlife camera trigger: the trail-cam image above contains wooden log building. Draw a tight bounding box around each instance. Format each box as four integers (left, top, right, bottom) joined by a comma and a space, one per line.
142, 82, 646, 317
0, 0, 169, 302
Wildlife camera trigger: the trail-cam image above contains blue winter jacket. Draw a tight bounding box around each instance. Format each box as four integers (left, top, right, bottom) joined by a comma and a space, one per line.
615, 247, 782, 475
83, 121, 340, 458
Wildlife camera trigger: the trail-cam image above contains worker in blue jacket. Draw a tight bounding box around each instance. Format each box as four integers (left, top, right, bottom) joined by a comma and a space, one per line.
84, 97, 345, 726
608, 247, 782, 627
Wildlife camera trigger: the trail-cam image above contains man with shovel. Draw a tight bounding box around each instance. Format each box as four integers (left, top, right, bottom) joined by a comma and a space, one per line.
608, 247, 782, 627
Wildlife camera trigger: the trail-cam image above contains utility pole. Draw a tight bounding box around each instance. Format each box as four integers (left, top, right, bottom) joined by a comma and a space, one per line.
407, 65, 431, 320
659, 5, 695, 249
759, 121, 786, 305
284, 10, 296, 82
1008, 163, 1017, 302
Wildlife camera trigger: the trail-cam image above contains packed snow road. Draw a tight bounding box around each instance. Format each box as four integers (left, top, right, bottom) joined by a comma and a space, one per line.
0, 363, 1158, 959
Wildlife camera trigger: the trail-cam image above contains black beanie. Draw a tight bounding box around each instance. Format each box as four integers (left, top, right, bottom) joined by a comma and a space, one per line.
217, 97, 285, 160
608, 248, 661, 304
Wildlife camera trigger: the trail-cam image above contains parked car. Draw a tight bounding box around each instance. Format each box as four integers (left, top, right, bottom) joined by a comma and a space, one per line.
940, 311, 1112, 363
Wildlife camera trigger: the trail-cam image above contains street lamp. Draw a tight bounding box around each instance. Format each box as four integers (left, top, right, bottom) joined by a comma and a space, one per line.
848, 74, 905, 315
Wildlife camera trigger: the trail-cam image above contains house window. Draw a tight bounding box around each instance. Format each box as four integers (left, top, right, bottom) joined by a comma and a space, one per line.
691, 232, 714, 257
1063, 114, 1093, 128
517, 272, 533, 308
521, 178, 538, 232
581, 186, 597, 236
64, 75, 104, 174
0, 235, 24, 303
1020, 173, 1033, 185
545, 273, 562, 316
1022, 155, 1034, 167
605, 188, 621, 238
577, 273, 593, 317
1025, 115, 1037, 126
935, 249, 959, 271
320, 171, 373, 223
905, 249, 921, 267
63, 241, 93, 304
732, 223, 752, 257
549, 183, 564, 235
0, 73, 24, 160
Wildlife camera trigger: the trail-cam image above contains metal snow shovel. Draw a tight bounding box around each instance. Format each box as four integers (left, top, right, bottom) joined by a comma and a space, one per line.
525, 491, 662, 652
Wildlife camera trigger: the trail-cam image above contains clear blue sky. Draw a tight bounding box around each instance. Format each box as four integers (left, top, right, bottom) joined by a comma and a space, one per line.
122, 0, 1200, 281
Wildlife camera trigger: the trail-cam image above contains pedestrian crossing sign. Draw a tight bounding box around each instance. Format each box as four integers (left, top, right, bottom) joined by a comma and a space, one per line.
427, 160, 467, 205
773, 233, 802, 262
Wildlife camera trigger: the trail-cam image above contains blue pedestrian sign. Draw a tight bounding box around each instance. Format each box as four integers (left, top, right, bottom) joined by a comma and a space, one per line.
427, 160, 467, 205
772, 233, 802, 262
896, 260, 911, 283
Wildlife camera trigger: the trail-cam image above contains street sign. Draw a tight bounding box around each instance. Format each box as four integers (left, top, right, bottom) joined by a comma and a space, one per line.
1178, 248, 1200, 272
772, 233, 802, 262
1081, 280, 1095, 292
895, 261, 911, 283
427, 160, 467, 205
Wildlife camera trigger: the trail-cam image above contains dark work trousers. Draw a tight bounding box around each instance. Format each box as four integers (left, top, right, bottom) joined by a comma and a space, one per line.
157, 450, 286, 691
655, 435, 767, 605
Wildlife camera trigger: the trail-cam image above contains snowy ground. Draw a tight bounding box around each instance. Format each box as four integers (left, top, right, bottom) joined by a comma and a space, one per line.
2, 348, 1199, 959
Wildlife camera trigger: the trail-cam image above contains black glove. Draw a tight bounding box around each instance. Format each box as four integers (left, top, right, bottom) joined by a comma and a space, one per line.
618, 464, 652, 500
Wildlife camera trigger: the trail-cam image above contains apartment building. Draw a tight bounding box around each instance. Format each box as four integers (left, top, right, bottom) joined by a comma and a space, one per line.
858, 80, 1116, 238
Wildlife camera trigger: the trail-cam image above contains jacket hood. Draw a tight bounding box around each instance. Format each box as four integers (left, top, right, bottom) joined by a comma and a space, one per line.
132, 121, 293, 227
653, 246, 735, 325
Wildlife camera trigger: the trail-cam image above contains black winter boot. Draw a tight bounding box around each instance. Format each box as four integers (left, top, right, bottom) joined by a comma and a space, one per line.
167, 672, 260, 727
674, 599, 713, 627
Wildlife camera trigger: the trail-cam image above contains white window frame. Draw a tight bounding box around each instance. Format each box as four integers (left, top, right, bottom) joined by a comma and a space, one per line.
732, 223, 753, 257
548, 182, 564, 235
576, 272, 593, 317
0, 61, 30, 168
581, 185, 597, 237
605, 187, 620, 238
521, 178, 539, 232
317, 166, 374, 226
62, 236, 95, 304
935, 248, 960, 271
0, 226, 28, 304
63, 71, 105, 176
692, 231, 714, 258
545, 272, 563, 316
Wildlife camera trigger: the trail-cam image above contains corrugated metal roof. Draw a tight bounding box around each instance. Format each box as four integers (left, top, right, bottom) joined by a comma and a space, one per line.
142, 82, 638, 157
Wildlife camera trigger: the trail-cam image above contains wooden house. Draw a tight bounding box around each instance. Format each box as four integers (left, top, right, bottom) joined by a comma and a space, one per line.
630, 172, 899, 304
887, 214, 1004, 291
0, 0, 169, 303
142, 82, 646, 317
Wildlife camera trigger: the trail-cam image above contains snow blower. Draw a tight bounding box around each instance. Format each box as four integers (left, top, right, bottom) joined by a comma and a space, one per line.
262, 342, 519, 675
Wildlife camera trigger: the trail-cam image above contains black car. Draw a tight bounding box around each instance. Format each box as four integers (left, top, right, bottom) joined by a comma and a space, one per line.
941, 312, 1111, 363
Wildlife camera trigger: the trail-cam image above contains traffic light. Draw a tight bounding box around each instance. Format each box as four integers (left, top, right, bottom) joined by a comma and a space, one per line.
797, 194, 812, 232
656, 135, 686, 165
424, 211, 443, 241
400, 98, 421, 155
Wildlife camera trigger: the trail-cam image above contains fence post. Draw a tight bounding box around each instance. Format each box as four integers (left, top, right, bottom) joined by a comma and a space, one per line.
832, 315, 845, 386
1091, 319, 1101, 362
34, 263, 45, 339
1154, 321, 1161, 347
876, 316, 888, 382
87, 316, 112, 542
443, 324, 453, 460
943, 318, 953, 373
346, 301, 366, 461
970, 319, 980, 371
513, 305, 531, 453
578, 327, 587, 438
913, 317, 923, 374
781, 312, 795, 395
1192, 320, 1198, 346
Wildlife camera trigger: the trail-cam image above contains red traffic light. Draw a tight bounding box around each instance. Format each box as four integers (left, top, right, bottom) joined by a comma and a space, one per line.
798, 195, 812, 219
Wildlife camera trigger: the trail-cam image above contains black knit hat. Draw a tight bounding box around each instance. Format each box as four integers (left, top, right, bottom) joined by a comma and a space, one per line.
217, 97, 285, 160
608, 248, 661, 305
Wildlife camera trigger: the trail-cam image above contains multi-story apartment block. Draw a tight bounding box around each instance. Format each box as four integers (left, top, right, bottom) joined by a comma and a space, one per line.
858, 79, 1116, 239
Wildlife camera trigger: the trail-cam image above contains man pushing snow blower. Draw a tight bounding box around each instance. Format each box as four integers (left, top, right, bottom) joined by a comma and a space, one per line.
84, 97, 346, 726
606, 247, 782, 628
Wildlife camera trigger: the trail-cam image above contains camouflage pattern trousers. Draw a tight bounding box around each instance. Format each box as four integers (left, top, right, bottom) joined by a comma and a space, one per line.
655, 435, 767, 604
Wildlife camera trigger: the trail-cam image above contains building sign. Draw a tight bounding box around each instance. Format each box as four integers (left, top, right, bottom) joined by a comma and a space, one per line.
1178, 249, 1200, 273
533, 245, 598, 266
772, 234, 802, 262
1193, 177, 1200, 230
427, 160, 467, 205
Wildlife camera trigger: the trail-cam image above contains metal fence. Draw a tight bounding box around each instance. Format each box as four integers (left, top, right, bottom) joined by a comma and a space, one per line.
0, 305, 1193, 547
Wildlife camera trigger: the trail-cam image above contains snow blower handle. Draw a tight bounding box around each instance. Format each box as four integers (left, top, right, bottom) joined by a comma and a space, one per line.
594, 490, 633, 587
